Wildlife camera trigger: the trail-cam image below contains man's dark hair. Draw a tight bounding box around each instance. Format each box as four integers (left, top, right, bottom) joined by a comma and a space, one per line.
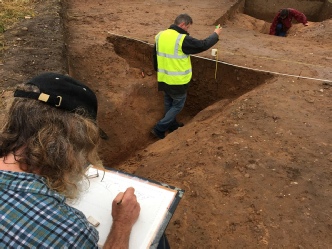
280, 9, 289, 19
174, 14, 193, 26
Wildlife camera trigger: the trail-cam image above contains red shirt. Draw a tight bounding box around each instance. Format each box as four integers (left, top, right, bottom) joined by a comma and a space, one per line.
269, 8, 308, 35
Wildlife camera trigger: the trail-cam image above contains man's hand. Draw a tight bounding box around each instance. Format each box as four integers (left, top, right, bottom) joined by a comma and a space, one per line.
103, 187, 140, 249
112, 187, 140, 226
214, 24, 223, 36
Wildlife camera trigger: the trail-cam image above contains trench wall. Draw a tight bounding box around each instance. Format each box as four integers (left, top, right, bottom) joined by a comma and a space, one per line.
188, 57, 273, 114
319, 0, 332, 21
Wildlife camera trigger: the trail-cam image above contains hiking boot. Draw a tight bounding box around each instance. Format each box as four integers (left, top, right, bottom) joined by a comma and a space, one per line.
151, 128, 165, 139
168, 121, 184, 133
177, 122, 184, 127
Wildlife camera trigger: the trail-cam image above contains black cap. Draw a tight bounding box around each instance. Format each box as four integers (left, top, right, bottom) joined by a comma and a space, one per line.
14, 72, 108, 139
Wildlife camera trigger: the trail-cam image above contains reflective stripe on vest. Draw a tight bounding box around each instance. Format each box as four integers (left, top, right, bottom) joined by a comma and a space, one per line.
155, 29, 192, 85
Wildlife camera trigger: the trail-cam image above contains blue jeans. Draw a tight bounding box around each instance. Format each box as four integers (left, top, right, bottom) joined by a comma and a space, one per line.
275, 23, 286, 37
154, 91, 187, 134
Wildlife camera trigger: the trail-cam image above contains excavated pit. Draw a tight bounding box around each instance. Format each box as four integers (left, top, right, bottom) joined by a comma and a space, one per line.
63, 0, 331, 165
214, 0, 332, 35
243, 0, 332, 22
93, 35, 273, 166
106, 35, 273, 118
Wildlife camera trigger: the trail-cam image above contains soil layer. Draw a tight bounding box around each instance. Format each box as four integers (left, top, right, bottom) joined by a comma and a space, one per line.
1, 0, 331, 248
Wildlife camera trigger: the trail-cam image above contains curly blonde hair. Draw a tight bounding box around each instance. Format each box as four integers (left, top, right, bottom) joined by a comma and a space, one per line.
0, 85, 103, 199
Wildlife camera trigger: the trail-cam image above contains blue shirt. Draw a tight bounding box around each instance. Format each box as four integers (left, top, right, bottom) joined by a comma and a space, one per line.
0, 170, 99, 248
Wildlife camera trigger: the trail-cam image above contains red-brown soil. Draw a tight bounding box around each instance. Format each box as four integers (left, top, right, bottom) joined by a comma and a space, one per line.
1, 0, 331, 248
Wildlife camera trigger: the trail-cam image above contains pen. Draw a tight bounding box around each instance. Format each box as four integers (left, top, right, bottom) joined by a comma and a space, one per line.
117, 188, 128, 205
116, 187, 135, 205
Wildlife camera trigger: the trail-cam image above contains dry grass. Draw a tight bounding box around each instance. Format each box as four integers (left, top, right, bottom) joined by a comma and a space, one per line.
0, 0, 35, 33
0, 0, 35, 61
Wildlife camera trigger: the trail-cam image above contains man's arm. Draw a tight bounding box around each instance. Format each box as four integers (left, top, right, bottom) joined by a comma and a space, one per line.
289, 8, 308, 25
269, 14, 279, 35
182, 26, 222, 55
103, 187, 140, 249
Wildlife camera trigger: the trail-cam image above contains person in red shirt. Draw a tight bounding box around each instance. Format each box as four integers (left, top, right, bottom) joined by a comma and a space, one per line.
269, 8, 309, 36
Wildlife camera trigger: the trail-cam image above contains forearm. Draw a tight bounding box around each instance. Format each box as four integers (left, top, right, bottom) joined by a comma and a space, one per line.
290, 9, 307, 24
182, 33, 219, 54
103, 187, 140, 249
103, 222, 132, 249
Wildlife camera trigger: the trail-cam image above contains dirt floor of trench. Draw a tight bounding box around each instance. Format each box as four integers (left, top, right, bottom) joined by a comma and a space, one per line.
1, 0, 332, 248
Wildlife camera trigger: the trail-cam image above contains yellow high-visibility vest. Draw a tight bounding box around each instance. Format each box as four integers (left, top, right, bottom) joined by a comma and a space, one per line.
155, 29, 192, 85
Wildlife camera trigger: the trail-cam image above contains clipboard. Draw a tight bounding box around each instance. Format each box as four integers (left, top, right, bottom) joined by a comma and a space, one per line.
67, 166, 184, 248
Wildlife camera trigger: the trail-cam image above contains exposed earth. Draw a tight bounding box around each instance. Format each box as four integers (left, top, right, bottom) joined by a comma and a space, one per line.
1, 0, 332, 248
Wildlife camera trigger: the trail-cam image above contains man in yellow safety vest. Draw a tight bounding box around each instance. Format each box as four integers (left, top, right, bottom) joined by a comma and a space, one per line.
151, 13, 222, 139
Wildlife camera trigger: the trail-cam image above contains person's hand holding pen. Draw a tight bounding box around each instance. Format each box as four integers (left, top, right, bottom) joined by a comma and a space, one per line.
103, 187, 140, 249
112, 187, 140, 226
214, 24, 223, 36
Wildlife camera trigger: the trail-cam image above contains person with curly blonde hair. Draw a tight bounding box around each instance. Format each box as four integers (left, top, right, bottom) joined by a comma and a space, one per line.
0, 73, 142, 248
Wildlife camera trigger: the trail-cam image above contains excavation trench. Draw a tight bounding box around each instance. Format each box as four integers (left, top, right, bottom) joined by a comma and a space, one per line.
243, 0, 332, 22
1, 0, 331, 247
215, 0, 332, 34
107, 35, 273, 117
79, 35, 273, 166
63, 0, 331, 166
